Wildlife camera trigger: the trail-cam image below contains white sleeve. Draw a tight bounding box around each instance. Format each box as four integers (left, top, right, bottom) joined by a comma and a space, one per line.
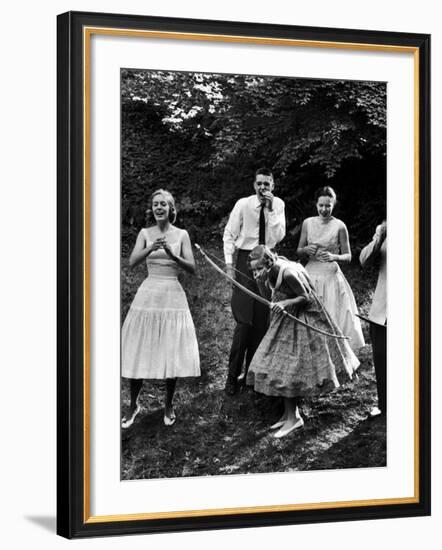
359, 225, 382, 267
223, 200, 243, 263
267, 198, 286, 245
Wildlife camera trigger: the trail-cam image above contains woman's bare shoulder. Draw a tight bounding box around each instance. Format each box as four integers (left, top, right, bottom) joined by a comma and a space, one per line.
333, 217, 347, 228
170, 226, 187, 237
143, 226, 156, 240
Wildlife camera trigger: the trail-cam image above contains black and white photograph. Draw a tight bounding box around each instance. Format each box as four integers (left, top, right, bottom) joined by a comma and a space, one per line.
0, 0, 436, 544
120, 68, 387, 481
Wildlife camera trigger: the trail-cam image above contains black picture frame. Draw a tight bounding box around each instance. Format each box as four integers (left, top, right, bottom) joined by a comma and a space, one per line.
57, 10, 431, 539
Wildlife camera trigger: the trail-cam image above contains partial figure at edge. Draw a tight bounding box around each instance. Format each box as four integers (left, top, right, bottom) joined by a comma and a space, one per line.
360, 220, 387, 418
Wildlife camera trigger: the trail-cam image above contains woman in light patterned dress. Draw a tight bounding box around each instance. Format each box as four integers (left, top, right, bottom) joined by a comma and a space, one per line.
297, 186, 365, 351
121, 189, 200, 429
246, 245, 359, 438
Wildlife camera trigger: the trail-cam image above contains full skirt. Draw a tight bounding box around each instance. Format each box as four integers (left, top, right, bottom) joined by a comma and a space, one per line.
122, 276, 200, 379
246, 294, 359, 398
306, 261, 365, 350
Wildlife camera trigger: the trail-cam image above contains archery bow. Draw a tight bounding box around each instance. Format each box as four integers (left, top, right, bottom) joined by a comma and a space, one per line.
195, 244, 349, 340
200, 247, 256, 284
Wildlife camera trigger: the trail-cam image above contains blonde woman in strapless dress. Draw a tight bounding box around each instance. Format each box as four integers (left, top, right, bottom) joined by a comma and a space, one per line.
121, 189, 200, 429
297, 186, 365, 351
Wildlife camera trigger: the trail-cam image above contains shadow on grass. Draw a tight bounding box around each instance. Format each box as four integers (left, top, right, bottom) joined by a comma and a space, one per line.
121, 385, 279, 479
121, 362, 383, 480
120, 246, 385, 480
300, 415, 387, 471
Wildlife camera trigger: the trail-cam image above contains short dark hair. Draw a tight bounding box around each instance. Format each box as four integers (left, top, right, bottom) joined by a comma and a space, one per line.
255, 167, 273, 179
314, 186, 337, 203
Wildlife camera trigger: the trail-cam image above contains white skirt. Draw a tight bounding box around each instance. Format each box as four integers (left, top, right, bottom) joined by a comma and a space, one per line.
306, 261, 365, 351
122, 275, 200, 379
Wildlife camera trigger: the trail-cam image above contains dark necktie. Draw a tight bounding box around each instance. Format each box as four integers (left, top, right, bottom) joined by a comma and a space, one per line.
259, 203, 266, 244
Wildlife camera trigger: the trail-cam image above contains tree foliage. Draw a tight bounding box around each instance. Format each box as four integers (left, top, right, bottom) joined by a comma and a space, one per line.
121, 69, 386, 249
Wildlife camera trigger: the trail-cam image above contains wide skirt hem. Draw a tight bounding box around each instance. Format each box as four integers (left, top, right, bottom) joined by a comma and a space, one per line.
122, 373, 201, 380
247, 371, 353, 398
306, 262, 365, 349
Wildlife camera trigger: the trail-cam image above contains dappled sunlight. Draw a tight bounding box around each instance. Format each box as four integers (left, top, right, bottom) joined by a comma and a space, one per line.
121, 244, 385, 480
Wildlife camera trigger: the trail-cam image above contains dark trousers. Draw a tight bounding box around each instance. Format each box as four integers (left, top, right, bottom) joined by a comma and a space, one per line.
227, 249, 270, 383
227, 300, 270, 382
370, 323, 387, 413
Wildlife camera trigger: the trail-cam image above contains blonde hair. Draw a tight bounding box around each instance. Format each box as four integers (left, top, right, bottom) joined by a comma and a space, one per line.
146, 188, 177, 224
248, 245, 277, 267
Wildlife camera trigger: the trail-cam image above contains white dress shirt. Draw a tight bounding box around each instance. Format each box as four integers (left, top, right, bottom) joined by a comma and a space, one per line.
359, 225, 387, 325
223, 195, 286, 264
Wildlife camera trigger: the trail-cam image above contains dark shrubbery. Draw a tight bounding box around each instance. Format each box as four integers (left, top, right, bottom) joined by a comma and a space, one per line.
121, 70, 386, 253
120, 71, 387, 477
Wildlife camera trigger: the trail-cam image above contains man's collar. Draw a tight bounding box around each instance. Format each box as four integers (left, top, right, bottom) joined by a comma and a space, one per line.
252, 195, 263, 208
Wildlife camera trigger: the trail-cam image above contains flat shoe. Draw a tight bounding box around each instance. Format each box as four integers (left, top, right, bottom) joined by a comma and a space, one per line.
121, 404, 141, 429
164, 410, 176, 426
270, 418, 287, 430
367, 406, 383, 419
273, 418, 304, 439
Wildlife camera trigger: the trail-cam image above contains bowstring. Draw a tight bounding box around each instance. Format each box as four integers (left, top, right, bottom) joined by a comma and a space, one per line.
196, 247, 256, 284
196, 244, 349, 341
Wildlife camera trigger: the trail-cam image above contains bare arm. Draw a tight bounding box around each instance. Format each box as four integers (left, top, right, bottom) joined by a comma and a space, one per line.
316, 223, 352, 264
335, 223, 352, 263
163, 230, 196, 275
272, 270, 311, 313
296, 220, 318, 259
128, 230, 159, 268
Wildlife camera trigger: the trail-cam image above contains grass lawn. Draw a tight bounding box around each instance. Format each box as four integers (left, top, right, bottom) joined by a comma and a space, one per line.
121, 243, 385, 480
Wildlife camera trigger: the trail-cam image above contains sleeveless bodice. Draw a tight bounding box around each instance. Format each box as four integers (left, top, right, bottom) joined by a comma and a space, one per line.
142, 228, 182, 279
272, 259, 314, 299
306, 217, 341, 258
303, 217, 365, 350
122, 226, 200, 380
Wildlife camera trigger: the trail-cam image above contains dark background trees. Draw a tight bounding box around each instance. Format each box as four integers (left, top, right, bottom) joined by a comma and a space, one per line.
121, 69, 386, 253
121, 70, 386, 479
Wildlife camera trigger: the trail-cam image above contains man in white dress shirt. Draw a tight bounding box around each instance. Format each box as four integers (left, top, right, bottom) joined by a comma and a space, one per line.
360, 221, 387, 417
223, 167, 286, 395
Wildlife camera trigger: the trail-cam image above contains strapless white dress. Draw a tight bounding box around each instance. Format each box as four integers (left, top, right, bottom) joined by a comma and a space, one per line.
122, 228, 200, 379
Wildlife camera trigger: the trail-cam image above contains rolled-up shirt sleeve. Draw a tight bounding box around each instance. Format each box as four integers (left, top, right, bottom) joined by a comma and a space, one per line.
267, 198, 286, 246
223, 199, 243, 264
360, 225, 383, 267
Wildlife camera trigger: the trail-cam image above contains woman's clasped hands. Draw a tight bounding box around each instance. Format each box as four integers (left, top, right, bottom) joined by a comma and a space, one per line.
315, 249, 335, 262
150, 236, 166, 252
303, 244, 318, 257
150, 236, 176, 260
304, 244, 335, 262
